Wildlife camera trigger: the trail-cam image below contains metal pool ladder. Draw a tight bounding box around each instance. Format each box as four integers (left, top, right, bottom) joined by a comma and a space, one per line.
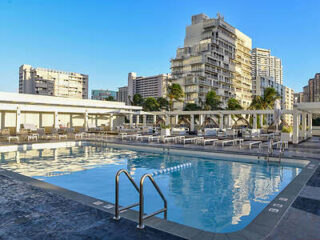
113, 169, 167, 230
137, 173, 167, 229
113, 169, 140, 220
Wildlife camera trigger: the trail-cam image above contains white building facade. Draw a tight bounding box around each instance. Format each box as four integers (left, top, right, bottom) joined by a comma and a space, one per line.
127, 72, 171, 101
170, 13, 252, 110
19, 64, 88, 99
252, 48, 283, 85
117, 86, 129, 105
253, 76, 293, 125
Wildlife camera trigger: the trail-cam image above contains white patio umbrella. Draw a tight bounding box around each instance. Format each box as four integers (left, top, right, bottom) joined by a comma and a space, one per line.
273, 98, 282, 132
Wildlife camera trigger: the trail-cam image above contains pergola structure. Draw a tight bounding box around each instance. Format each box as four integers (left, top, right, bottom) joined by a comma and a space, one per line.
152, 107, 313, 144
0, 92, 316, 145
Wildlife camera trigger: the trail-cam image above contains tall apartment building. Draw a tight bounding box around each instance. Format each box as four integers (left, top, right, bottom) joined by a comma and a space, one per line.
19, 64, 88, 99
127, 72, 171, 100
252, 48, 283, 84
294, 92, 304, 103
303, 73, 320, 102
252, 76, 293, 125
170, 13, 252, 110
117, 86, 128, 104
91, 89, 117, 100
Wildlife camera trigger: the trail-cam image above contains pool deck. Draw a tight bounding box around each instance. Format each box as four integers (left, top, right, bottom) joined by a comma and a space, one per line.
0, 138, 320, 239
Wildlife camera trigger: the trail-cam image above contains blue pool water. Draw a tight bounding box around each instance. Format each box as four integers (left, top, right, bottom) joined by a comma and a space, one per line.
0, 144, 301, 233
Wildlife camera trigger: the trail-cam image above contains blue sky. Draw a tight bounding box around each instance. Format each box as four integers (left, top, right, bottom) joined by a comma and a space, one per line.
0, 0, 319, 94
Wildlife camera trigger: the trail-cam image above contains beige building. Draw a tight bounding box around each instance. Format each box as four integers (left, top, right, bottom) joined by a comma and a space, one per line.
117, 86, 129, 105
127, 72, 170, 101
283, 86, 294, 125
19, 64, 88, 99
252, 48, 283, 85
303, 73, 320, 102
170, 13, 252, 110
294, 92, 304, 104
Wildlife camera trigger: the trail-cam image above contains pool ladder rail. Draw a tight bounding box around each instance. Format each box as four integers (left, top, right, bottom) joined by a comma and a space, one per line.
113, 169, 167, 229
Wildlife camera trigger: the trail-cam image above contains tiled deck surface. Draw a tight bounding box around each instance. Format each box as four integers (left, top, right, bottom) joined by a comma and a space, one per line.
0, 137, 320, 239
0, 174, 183, 240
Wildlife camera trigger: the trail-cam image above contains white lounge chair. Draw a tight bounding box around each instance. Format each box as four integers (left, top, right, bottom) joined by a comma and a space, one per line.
215, 139, 235, 147
242, 141, 262, 149
197, 138, 218, 146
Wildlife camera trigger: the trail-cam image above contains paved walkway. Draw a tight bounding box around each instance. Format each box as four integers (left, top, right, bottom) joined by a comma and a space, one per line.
0, 174, 182, 240
1, 137, 320, 239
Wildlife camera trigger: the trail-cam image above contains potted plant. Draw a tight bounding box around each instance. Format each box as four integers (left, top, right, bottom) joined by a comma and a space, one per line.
281, 126, 292, 142
160, 124, 171, 136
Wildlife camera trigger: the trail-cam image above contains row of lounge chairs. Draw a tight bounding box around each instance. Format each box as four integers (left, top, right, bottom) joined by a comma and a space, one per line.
117, 132, 288, 151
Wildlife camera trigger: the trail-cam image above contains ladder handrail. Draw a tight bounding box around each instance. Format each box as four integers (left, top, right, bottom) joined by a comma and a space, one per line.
137, 173, 167, 229
114, 169, 140, 220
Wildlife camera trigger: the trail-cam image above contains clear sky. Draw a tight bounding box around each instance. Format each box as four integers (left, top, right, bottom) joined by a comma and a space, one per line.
0, 0, 319, 94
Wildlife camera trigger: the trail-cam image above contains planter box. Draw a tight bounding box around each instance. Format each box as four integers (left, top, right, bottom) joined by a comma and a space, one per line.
281, 132, 292, 142
161, 129, 171, 136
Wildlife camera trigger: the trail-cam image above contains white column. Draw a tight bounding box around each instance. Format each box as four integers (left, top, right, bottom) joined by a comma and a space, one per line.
190, 114, 195, 132
227, 114, 232, 128
109, 114, 114, 130
219, 114, 223, 129
165, 115, 170, 125
302, 113, 307, 139
136, 115, 140, 125
70, 114, 73, 128
153, 115, 157, 124
129, 113, 133, 127
84, 111, 88, 131
175, 115, 179, 125
38, 113, 43, 129
1, 112, 5, 129
308, 113, 312, 137
54, 111, 59, 129
16, 107, 21, 133
143, 115, 147, 126
253, 114, 257, 129
199, 114, 204, 126
259, 114, 263, 127
95, 114, 98, 127
293, 111, 299, 144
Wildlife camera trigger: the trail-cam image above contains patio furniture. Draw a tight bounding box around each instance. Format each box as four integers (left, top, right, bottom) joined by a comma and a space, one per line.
242, 141, 262, 149
215, 139, 235, 147
204, 128, 219, 136
178, 136, 203, 145
197, 138, 219, 146
8, 136, 19, 143
233, 138, 244, 146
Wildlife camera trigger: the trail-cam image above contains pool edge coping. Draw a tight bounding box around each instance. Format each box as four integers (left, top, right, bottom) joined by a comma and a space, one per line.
0, 140, 318, 240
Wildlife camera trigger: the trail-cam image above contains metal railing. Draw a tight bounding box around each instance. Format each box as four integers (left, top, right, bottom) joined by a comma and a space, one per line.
137, 173, 167, 229
278, 141, 285, 163
113, 169, 140, 220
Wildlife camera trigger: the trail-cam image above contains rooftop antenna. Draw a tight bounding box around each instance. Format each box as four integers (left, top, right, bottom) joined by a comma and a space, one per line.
217, 12, 224, 20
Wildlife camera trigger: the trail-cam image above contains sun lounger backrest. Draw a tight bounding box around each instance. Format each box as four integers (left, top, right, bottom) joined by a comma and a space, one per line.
204, 128, 219, 136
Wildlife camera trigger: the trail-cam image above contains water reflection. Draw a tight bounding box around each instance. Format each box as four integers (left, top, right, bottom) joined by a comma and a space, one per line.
0, 145, 301, 233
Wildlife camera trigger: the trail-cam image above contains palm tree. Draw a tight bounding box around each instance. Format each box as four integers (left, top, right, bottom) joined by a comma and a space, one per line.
167, 83, 184, 111
249, 87, 280, 129
249, 87, 280, 110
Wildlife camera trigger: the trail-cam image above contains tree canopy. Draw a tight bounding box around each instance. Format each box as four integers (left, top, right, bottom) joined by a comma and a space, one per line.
157, 97, 169, 111
131, 94, 144, 106
205, 90, 222, 110
227, 98, 243, 110
143, 97, 159, 111
249, 87, 280, 110
167, 83, 184, 111
184, 103, 202, 111
104, 96, 115, 101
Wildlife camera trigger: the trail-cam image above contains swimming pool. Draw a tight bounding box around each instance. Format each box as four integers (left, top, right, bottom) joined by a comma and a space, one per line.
0, 143, 302, 233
